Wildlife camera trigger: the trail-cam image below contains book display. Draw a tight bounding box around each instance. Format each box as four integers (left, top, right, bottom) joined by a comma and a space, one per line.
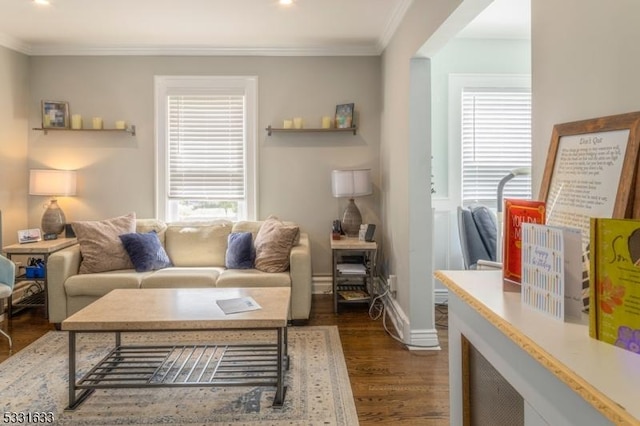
502, 199, 546, 289
589, 218, 640, 354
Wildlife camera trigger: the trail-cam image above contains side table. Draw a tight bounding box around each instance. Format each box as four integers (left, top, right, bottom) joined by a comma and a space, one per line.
2, 237, 77, 319
331, 236, 377, 313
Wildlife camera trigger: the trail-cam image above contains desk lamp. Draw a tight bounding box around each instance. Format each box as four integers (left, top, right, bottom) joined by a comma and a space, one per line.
331, 169, 372, 237
29, 169, 77, 240
496, 166, 531, 261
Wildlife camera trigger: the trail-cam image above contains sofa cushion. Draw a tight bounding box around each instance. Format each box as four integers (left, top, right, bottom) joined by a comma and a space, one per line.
119, 231, 173, 272
225, 232, 255, 269
216, 269, 291, 288
65, 270, 146, 297
231, 221, 263, 239
136, 218, 168, 246
254, 216, 300, 273
165, 223, 231, 267
72, 213, 137, 274
140, 267, 222, 288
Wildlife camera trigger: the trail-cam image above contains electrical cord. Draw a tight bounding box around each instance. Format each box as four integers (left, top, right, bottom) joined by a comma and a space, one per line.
369, 287, 445, 349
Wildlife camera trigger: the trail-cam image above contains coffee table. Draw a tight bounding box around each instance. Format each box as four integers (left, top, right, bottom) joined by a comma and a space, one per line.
61, 287, 290, 410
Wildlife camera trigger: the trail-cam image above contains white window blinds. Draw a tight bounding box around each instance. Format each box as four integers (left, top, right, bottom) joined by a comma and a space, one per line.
167, 94, 245, 200
461, 88, 532, 206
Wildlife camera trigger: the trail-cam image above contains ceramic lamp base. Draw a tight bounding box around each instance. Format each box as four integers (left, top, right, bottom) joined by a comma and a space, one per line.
341, 198, 362, 237
41, 199, 66, 237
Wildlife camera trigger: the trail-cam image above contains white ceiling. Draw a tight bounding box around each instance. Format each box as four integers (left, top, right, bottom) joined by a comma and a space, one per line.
458, 0, 530, 40
0, 0, 529, 56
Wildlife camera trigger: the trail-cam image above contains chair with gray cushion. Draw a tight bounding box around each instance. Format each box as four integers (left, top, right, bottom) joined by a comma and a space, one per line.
457, 204, 497, 269
0, 254, 15, 349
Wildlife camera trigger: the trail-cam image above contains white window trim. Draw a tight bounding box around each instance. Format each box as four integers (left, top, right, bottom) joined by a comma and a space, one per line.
448, 74, 531, 209
154, 75, 258, 221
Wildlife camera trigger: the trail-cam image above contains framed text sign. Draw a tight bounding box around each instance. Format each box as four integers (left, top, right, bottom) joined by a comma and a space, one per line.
539, 112, 640, 245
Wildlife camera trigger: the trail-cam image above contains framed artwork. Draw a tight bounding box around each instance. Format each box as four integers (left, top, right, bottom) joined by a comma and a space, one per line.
539, 111, 640, 310
539, 111, 640, 233
335, 103, 355, 128
41, 100, 70, 129
18, 228, 42, 244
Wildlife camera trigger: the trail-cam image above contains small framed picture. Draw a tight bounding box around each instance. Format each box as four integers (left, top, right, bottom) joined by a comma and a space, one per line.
335, 103, 355, 129
41, 100, 70, 129
18, 228, 42, 244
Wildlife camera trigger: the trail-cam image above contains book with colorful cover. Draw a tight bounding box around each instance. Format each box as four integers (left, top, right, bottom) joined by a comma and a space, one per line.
521, 223, 583, 321
502, 199, 546, 289
589, 218, 640, 355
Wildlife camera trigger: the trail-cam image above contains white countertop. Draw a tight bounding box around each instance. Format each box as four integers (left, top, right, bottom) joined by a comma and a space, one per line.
435, 269, 640, 425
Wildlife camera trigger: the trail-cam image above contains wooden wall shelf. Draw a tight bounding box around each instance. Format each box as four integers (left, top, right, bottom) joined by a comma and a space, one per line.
266, 125, 357, 136
33, 125, 136, 136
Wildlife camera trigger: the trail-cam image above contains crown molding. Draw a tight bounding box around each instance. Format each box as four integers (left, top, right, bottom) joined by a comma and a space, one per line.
16, 44, 380, 57
0, 32, 31, 55
377, 0, 413, 52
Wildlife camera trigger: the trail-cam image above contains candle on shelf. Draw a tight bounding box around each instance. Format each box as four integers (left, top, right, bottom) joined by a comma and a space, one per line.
115, 120, 126, 130
92, 117, 103, 129
293, 117, 303, 129
71, 114, 83, 129
283, 119, 293, 129
322, 116, 331, 129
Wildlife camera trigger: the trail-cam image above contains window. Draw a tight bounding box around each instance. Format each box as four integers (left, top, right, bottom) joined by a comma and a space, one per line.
155, 76, 257, 222
461, 86, 532, 207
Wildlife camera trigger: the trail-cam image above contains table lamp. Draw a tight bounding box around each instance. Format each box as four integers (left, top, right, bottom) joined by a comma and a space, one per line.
29, 169, 77, 239
331, 169, 372, 237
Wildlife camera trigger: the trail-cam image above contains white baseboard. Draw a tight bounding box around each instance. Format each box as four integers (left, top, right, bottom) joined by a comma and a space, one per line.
312, 275, 333, 294
312, 275, 441, 350
434, 288, 449, 305
372, 279, 440, 351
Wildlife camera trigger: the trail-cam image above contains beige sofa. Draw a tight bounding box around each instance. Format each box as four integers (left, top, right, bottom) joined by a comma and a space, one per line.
46, 218, 312, 324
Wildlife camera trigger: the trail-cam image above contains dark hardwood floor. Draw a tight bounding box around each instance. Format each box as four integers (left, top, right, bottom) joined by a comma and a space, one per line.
0, 294, 450, 425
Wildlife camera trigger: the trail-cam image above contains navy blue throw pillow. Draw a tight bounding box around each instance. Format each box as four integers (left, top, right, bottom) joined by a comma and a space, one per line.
226, 232, 255, 269
119, 231, 173, 272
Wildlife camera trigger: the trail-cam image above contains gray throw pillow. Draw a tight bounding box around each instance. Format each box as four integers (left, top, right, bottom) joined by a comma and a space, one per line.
225, 232, 255, 269
119, 231, 173, 272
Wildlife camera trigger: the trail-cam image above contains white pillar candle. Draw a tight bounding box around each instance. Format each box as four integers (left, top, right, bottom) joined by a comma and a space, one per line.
283, 119, 293, 129
92, 117, 103, 129
115, 120, 126, 130
293, 117, 303, 129
71, 114, 82, 129
322, 116, 331, 129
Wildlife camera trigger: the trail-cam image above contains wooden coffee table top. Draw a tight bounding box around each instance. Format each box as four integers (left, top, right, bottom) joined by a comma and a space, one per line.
61, 287, 290, 331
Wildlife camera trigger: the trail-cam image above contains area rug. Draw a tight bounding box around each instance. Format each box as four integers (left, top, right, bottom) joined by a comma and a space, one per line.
0, 326, 358, 425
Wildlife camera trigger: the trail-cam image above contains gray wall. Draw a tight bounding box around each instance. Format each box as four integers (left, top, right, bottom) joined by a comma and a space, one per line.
28, 56, 381, 275
0, 46, 29, 246
381, 0, 462, 339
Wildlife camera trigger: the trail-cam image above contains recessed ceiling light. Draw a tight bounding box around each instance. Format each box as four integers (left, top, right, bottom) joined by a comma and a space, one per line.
34, 0, 51, 5
279, 0, 293, 5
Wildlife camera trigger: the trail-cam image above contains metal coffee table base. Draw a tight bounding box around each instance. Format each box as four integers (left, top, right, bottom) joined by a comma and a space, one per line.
67, 328, 288, 410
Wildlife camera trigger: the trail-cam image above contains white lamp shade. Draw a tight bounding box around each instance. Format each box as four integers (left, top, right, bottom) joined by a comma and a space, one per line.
331, 169, 372, 198
29, 169, 77, 196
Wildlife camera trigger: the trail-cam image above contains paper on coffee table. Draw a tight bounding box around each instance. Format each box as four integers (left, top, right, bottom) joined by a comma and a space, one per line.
216, 297, 262, 314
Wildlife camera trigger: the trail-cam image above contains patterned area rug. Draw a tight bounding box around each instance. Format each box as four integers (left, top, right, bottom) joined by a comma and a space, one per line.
0, 326, 358, 425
